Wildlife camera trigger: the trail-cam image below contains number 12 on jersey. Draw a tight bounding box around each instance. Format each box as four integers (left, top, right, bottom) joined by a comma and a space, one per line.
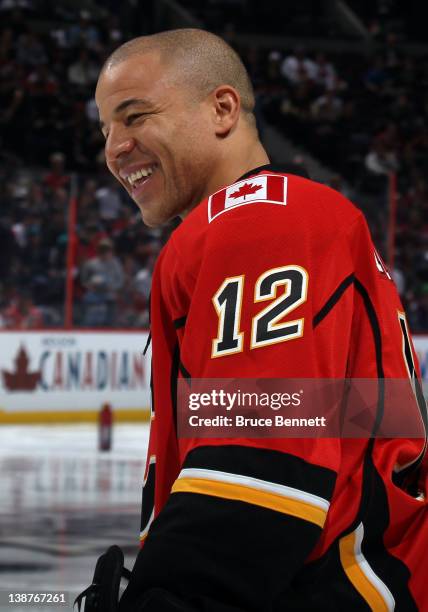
211, 265, 308, 358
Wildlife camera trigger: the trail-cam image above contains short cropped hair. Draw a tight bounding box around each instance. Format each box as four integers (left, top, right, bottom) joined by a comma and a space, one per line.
103, 29, 256, 121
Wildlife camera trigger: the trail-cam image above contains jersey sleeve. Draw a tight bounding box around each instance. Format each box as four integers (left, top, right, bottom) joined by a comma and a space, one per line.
344, 211, 427, 487
120, 444, 336, 611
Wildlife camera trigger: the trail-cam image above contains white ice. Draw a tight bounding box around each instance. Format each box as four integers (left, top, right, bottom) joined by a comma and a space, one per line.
0, 424, 150, 611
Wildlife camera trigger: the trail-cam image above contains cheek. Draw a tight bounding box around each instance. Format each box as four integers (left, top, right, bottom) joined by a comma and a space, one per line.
106, 158, 116, 176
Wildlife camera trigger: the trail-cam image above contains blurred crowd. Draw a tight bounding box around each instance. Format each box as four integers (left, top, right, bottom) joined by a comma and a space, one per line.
0, 4, 126, 169
0, 1, 170, 329
0, 1, 427, 330
246, 41, 428, 331
0, 155, 172, 328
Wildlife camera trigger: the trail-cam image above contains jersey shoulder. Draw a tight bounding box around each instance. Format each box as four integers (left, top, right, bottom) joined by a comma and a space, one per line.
171, 170, 362, 260
205, 171, 359, 226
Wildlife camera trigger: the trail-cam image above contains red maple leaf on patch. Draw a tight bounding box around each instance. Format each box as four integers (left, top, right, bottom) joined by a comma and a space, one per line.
229, 182, 262, 200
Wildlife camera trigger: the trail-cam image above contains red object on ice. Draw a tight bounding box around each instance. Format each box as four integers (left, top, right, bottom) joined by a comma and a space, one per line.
99, 402, 113, 451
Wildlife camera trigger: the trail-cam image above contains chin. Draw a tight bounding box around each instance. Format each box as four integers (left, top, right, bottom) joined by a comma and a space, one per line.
140, 213, 160, 227
139, 208, 167, 228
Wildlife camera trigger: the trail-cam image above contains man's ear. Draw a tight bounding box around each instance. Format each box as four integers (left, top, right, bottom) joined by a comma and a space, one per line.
210, 85, 241, 136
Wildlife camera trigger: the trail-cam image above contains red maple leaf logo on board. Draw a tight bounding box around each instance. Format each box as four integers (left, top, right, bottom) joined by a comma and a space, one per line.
229, 182, 262, 200
2, 345, 41, 392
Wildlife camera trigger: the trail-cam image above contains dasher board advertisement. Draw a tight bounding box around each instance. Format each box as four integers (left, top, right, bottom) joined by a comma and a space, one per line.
0, 330, 151, 422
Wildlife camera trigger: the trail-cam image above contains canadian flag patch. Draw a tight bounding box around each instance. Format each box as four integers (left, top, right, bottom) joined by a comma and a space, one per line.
208, 174, 287, 222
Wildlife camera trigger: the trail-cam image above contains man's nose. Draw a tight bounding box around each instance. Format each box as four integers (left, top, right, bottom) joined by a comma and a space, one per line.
105, 126, 135, 162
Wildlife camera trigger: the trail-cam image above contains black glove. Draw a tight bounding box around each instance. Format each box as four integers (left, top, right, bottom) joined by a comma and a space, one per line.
74, 545, 131, 612
75, 547, 242, 612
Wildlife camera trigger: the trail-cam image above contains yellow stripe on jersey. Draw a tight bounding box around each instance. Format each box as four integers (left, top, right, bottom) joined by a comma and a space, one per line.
171, 468, 329, 528
339, 523, 395, 612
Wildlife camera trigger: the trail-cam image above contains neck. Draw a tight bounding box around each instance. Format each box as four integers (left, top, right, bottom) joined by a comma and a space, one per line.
181, 139, 270, 219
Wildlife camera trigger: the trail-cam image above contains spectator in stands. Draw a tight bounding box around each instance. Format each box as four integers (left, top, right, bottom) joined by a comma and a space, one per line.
134, 267, 152, 304
95, 178, 124, 225
68, 10, 101, 51
365, 140, 399, 175
77, 178, 98, 215
81, 273, 110, 327
281, 45, 316, 86
76, 221, 104, 267
2, 289, 43, 328
27, 182, 49, 215
132, 268, 151, 327
311, 88, 343, 122
313, 52, 337, 91
67, 49, 100, 88
25, 62, 58, 96
364, 55, 388, 93
16, 29, 47, 66
81, 237, 124, 326
21, 227, 50, 277
43, 152, 69, 191
265, 50, 282, 84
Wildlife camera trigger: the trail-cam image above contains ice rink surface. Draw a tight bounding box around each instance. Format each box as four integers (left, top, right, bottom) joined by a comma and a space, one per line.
0, 424, 150, 611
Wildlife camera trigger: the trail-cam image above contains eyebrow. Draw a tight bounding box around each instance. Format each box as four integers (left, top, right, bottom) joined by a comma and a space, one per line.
99, 97, 152, 130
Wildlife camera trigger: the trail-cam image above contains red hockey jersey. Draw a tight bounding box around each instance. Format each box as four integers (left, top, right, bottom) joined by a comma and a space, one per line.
120, 165, 428, 612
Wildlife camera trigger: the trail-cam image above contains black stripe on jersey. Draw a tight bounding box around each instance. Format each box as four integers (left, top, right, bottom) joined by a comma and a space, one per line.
359, 456, 418, 610
174, 315, 187, 329
399, 316, 415, 377
183, 445, 336, 502
143, 291, 152, 355
354, 278, 385, 438
121, 480, 322, 612
313, 274, 354, 328
336, 277, 384, 536
179, 360, 191, 381
354, 278, 384, 378
170, 342, 180, 429
143, 331, 151, 355
398, 316, 428, 443
171, 344, 192, 426
395, 373, 428, 490
140, 459, 155, 538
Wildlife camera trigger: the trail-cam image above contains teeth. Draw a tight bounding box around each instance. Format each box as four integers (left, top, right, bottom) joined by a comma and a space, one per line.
126, 166, 155, 187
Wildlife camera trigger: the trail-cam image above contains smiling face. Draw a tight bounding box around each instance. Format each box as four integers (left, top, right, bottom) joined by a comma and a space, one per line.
95, 51, 217, 226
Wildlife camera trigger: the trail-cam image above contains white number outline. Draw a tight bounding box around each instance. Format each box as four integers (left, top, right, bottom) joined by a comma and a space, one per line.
211, 275, 245, 358
251, 265, 308, 349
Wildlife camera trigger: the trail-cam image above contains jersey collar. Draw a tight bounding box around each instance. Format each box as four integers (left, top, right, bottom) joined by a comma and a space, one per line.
236, 162, 309, 183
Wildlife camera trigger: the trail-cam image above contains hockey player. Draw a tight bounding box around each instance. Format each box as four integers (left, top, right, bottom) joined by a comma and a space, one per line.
76, 29, 428, 611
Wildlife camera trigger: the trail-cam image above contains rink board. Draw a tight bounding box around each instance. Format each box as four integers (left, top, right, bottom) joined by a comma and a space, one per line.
0, 330, 151, 423
0, 331, 427, 424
